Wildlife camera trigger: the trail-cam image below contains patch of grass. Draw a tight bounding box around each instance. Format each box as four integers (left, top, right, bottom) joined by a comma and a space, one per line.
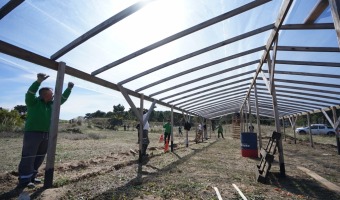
54, 177, 70, 187
88, 133, 106, 140
63, 133, 88, 140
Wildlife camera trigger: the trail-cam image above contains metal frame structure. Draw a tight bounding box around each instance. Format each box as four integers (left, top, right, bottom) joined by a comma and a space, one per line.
1, 0, 340, 185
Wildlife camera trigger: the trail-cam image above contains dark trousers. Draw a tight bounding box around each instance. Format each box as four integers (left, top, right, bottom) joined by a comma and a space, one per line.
164, 132, 170, 144
141, 130, 149, 156
18, 131, 49, 184
218, 131, 224, 138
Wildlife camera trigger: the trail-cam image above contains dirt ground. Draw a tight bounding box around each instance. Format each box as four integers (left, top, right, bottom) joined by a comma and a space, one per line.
1, 127, 340, 200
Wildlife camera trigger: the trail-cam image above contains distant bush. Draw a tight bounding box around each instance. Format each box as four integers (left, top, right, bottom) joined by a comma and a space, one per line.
0, 109, 24, 132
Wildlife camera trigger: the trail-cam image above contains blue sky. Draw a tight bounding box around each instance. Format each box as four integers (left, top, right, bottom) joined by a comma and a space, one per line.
0, 0, 338, 119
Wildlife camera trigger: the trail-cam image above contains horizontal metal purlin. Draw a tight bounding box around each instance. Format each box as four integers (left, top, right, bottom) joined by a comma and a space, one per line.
185, 95, 245, 112
274, 78, 340, 89
51, 0, 156, 60
263, 83, 340, 96
252, 93, 331, 108
274, 46, 340, 52
0, 0, 24, 20
168, 82, 249, 105
175, 86, 249, 107
195, 102, 245, 116
198, 105, 242, 117
133, 46, 264, 92
187, 98, 244, 114
190, 97, 244, 113
256, 86, 340, 102
280, 23, 334, 30
250, 103, 312, 113
189, 99, 245, 114
149, 60, 258, 97
181, 92, 245, 110
161, 74, 253, 101
275, 60, 340, 68
255, 90, 336, 106
252, 95, 321, 111
92, 0, 272, 76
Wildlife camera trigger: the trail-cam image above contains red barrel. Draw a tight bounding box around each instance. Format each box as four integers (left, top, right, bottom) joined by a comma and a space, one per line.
241, 132, 258, 158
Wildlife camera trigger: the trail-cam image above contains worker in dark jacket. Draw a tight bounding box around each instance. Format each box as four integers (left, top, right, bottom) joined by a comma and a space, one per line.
17, 73, 73, 188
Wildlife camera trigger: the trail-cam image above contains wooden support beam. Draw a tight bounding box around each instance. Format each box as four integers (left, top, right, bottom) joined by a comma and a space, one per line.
329, 0, 340, 48
0, 0, 24, 20
171, 106, 174, 152
260, 70, 271, 93
44, 62, 65, 188
305, 0, 329, 24
92, 0, 272, 75
117, 85, 143, 123
254, 83, 262, 148
242, 0, 293, 111
321, 109, 335, 127
307, 112, 314, 148
298, 166, 340, 193
332, 106, 340, 154
51, 0, 156, 60
139, 94, 144, 163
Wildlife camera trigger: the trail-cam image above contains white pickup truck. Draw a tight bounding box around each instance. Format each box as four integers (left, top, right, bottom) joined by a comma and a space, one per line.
295, 124, 336, 135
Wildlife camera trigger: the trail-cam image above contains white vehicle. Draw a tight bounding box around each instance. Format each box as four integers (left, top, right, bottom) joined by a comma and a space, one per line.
295, 124, 335, 135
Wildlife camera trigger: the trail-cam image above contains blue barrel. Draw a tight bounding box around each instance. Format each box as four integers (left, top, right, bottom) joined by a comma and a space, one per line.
241, 132, 258, 158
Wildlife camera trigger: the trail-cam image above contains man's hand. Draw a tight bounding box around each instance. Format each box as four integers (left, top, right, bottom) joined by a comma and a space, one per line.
68, 82, 74, 89
37, 73, 49, 83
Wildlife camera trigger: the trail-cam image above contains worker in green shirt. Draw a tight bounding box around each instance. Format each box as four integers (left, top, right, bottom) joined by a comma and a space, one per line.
17, 73, 74, 188
218, 124, 224, 139
163, 120, 172, 144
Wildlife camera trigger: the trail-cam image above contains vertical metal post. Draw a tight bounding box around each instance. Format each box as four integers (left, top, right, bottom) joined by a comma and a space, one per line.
171, 106, 174, 152
139, 94, 144, 163
254, 83, 262, 149
44, 62, 65, 188
332, 106, 340, 154
307, 112, 314, 148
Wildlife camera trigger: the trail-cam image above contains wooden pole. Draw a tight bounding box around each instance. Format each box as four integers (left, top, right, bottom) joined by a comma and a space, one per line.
254, 83, 262, 149
307, 112, 314, 148
282, 117, 286, 141
139, 94, 144, 163
171, 106, 174, 152
44, 62, 66, 188
268, 35, 286, 177
248, 96, 253, 132
332, 106, 340, 154
244, 99, 249, 132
